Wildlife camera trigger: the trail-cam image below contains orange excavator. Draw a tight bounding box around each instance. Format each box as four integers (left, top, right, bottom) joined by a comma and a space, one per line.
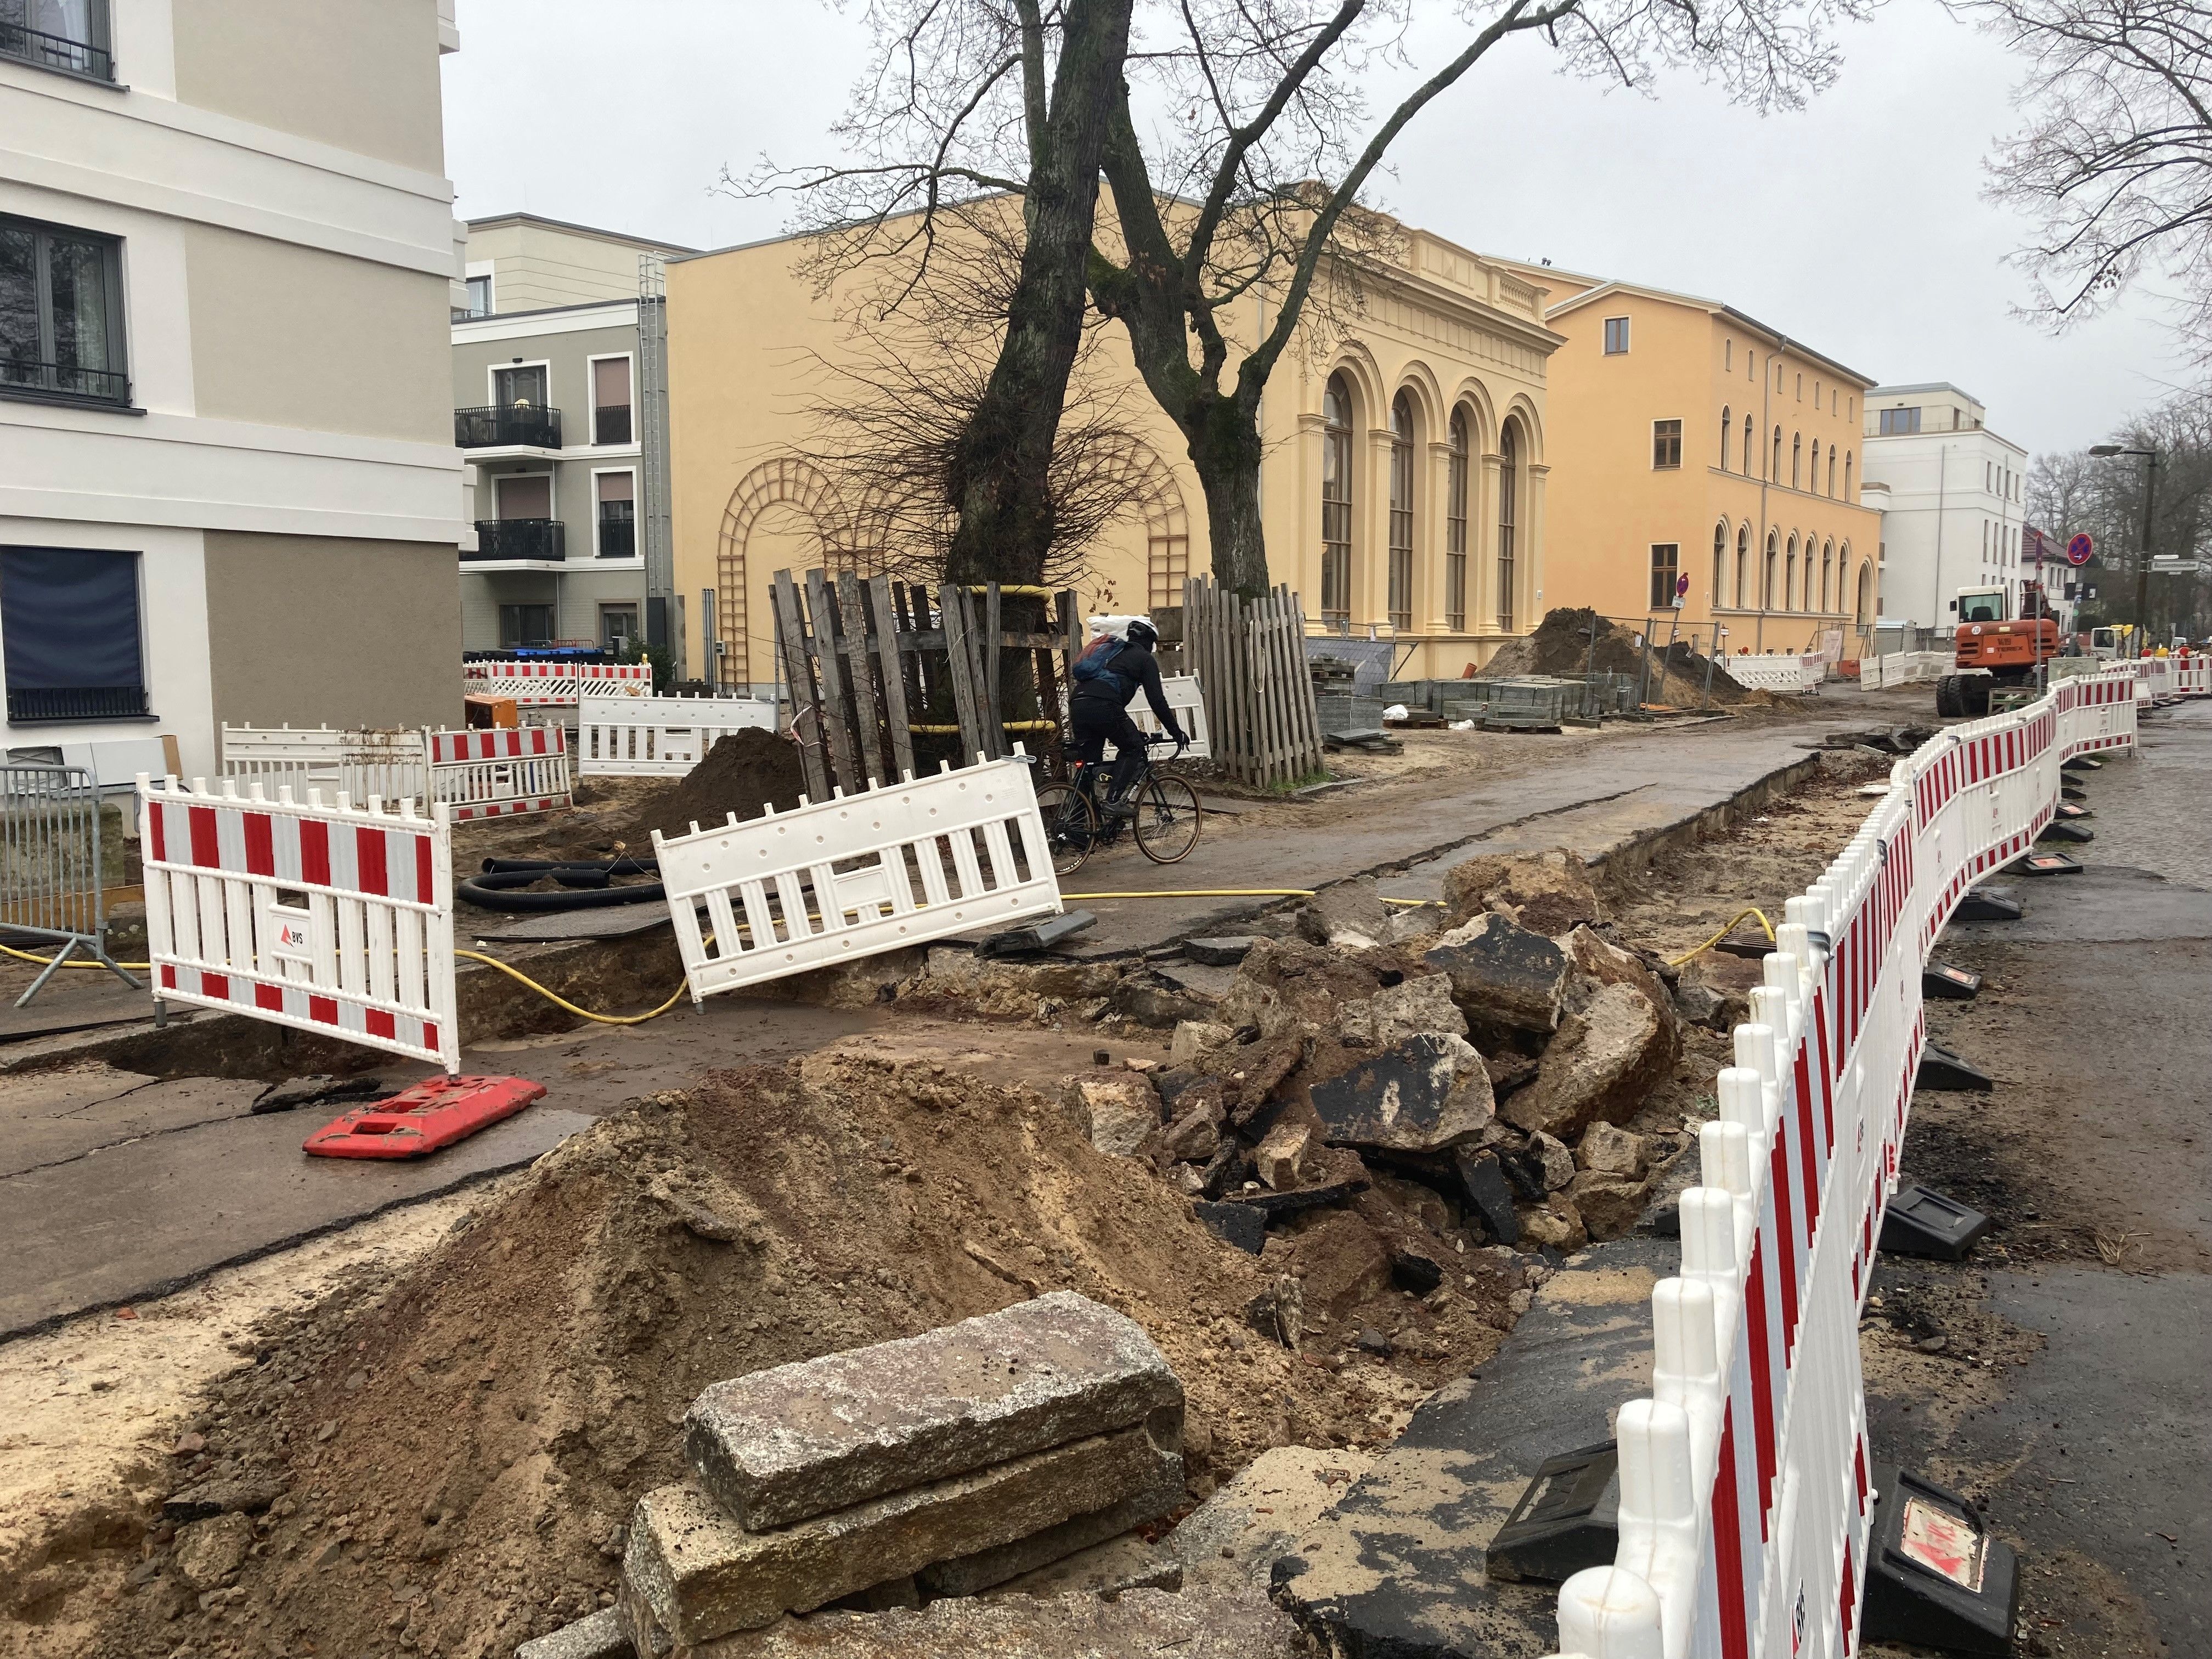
1935, 584, 2063, 717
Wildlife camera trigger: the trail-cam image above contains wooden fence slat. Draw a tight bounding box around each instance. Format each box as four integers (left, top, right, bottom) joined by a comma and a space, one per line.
866, 575, 917, 781
983, 583, 1004, 754
940, 583, 988, 763
771, 569, 831, 801
806, 567, 864, 794
836, 569, 885, 786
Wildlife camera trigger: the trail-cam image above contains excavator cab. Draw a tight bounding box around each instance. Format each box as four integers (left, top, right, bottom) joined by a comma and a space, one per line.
1955, 588, 2008, 624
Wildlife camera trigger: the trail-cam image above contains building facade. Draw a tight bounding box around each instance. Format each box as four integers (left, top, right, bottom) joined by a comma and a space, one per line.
1, 0, 469, 778
1858, 383, 2028, 631
1495, 263, 1882, 659
664, 207, 1558, 692
453, 215, 692, 652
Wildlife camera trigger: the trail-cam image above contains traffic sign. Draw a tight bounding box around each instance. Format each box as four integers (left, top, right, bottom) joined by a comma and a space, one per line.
2066, 533, 2094, 567
1676, 573, 1690, 597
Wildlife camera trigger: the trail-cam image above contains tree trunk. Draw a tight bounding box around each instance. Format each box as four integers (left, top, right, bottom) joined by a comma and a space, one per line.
1186, 392, 1271, 597
942, 0, 1133, 587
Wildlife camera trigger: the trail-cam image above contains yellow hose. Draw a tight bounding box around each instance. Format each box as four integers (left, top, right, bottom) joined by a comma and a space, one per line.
454, 947, 691, 1025
0, 942, 151, 970
1666, 907, 1778, 968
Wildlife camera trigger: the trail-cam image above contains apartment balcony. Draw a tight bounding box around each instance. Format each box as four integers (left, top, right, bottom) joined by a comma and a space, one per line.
0, 18, 115, 82
454, 404, 563, 454
465, 519, 566, 568
592, 404, 633, 445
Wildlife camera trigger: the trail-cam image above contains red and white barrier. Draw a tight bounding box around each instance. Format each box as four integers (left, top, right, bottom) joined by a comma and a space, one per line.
652, 753, 1062, 1003
576, 691, 776, 777
462, 661, 652, 708
1547, 664, 2137, 1659
138, 776, 459, 1073
428, 726, 573, 820
219, 724, 430, 803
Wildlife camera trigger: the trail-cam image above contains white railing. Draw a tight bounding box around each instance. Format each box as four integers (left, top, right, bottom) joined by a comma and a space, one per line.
1104, 674, 1213, 761
652, 753, 1062, 1003
1547, 665, 2137, 1659
1728, 653, 1825, 694
1858, 651, 1950, 689
219, 724, 431, 803
575, 691, 777, 777
139, 775, 459, 1073
462, 660, 652, 708
428, 726, 573, 820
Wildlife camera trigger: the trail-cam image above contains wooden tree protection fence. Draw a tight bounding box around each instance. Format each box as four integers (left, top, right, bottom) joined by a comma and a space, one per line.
1180, 577, 1326, 789
766, 569, 1083, 800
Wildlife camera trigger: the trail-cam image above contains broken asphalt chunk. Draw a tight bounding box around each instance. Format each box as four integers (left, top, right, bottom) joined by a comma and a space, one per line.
1192, 1199, 1267, 1254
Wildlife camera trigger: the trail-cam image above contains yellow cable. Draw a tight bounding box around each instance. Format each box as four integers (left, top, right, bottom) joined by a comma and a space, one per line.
1666, 907, 1779, 968
1061, 888, 1316, 900
0, 942, 152, 970
454, 947, 691, 1025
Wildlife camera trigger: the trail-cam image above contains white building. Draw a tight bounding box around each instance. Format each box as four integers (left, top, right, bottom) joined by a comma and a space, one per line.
1859, 383, 2028, 631
0, 0, 468, 782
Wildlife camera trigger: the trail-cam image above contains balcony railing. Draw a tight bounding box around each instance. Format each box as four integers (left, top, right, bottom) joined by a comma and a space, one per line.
455, 404, 562, 449
7, 685, 150, 723
597, 518, 636, 559
0, 20, 114, 81
467, 519, 566, 562
2, 357, 130, 407
593, 404, 633, 445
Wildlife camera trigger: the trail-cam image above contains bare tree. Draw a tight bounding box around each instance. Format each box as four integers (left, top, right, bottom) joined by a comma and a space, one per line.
1964, 0, 2212, 359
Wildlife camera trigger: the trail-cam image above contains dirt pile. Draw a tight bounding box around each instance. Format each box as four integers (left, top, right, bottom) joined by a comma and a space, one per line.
1476, 607, 1764, 708
66, 1047, 1517, 1659
628, 727, 811, 845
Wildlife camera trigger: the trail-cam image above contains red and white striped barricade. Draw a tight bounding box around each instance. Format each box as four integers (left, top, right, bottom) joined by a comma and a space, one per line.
2171, 659, 2208, 696
461, 660, 652, 708
427, 726, 572, 820
1545, 663, 2137, 1659
652, 753, 1062, 1003
575, 691, 776, 777
219, 724, 430, 803
1103, 674, 1213, 761
138, 776, 458, 1074
1726, 653, 1825, 695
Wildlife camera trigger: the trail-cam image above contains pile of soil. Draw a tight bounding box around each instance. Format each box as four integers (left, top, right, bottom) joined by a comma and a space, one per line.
626, 726, 811, 845
74, 1047, 1520, 1659
1477, 608, 1763, 708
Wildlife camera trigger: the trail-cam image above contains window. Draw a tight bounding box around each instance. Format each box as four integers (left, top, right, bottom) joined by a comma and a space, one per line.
1387, 393, 1415, 629
1985, 461, 1993, 493
1446, 407, 1469, 631
1497, 419, 1520, 632
495, 473, 550, 520
590, 355, 633, 445
1772, 426, 1783, 479
1827, 448, 1837, 495
1321, 375, 1353, 624
1735, 524, 1750, 608
1603, 317, 1630, 354
1744, 414, 1755, 475
1712, 522, 1728, 606
1725, 339, 1733, 371
493, 363, 548, 410
1650, 543, 1680, 610
1, 213, 129, 407
499, 605, 556, 649
599, 604, 639, 652
1791, 432, 1802, 489
1878, 407, 1921, 436
1820, 541, 1833, 611
464, 274, 492, 318
595, 471, 635, 558
1844, 453, 1853, 498
1814, 379, 1821, 404
1764, 531, 1778, 608
1809, 439, 1820, 491
1719, 407, 1731, 471
1795, 373, 1803, 400
0, 0, 112, 80
0, 545, 146, 722
1652, 418, 1681, 469
1787, 535, 1800, 610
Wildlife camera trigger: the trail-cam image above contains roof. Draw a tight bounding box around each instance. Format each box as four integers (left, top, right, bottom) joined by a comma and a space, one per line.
1867, 382, 1984, 405
463, 211, 698, 255
1541, 278, 1876, 388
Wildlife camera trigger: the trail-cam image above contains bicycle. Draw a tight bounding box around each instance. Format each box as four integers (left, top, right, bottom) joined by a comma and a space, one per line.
1034, 736, 1202, 876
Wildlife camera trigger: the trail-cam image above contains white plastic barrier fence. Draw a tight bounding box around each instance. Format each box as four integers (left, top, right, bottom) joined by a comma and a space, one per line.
138, 776, 459, 1073
220, 724, 431, 803
653, 753, 1062, 1004
462, 660, 652, 708
2131, 658, 2179, 705
1546, 664, 2137, 1659
1860, 651, 1950, 689
1727, 653, 1825, 694
428, 726, 573, 820
576, 692, 777, 777
1104, 674, 1213, 761
2174, 660, 2210, 696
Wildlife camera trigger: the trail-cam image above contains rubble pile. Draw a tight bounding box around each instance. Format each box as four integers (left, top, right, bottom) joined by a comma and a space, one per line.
1084, 849, 1695, 1257
1474, 606, 1763, 707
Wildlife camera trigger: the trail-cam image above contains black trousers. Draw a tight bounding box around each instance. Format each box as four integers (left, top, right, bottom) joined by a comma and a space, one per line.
1070, 697, 1147, 802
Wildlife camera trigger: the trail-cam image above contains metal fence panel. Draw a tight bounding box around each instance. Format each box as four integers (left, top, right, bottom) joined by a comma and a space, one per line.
576, 692, 777, 776
427, 727, 573, 820
653, 754, 1061, 1003
138, 775, 459, 1072
1, 763, 141, 1006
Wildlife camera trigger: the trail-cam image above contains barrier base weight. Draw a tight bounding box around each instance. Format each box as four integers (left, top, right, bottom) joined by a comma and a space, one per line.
1485, 1440, 1618, 1584
1918, 1044, 1995, 1093
1880, 1184, 1993, 1260
2012, 851, 2085, 877
1862, 1468, 2021, 1656
977, 909, 1097, 958
2055, 798, 2089, 816
1955, 885, 2024, 922
2061, 755, 2101, 770
2036, 821, 2094, 844
304, 1075, 547, 1159
1923, 962, 1982, 1000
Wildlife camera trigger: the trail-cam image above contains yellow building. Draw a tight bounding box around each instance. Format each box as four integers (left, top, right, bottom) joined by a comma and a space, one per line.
665, 210, 1562, 692
1492, 264, 1882, 659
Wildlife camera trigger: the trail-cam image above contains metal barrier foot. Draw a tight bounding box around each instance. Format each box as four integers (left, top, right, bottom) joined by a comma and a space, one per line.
1860, 1467, 2022, 1656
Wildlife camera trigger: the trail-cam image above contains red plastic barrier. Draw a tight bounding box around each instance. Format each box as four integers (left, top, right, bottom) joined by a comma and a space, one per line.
303, 1074, 545, 1159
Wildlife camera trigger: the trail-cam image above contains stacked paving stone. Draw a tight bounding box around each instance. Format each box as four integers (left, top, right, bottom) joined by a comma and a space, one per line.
617, 1291, 1185, 1654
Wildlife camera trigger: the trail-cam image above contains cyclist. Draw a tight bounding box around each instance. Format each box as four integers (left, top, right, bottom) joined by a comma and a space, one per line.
1070, 617, 1187, 819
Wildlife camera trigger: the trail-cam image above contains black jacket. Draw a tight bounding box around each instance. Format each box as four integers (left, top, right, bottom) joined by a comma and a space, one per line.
1072, 639, 1185, 742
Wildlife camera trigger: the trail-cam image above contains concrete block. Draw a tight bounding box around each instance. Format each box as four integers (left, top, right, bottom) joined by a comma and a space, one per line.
918, 1436, 1184, 1598
1168, 1444, 1373, 1593
1424, 912, 1571, 1033
684, 1291, 1181, 1530
1183, 936, 1257, 967
1338, 972, 1466, 1048
984, 1530, 1182, 1600
1254, 1121, 1311, 1190
1501, 981, 1672, 1138
1062, 1075, 1161, 1158
627, 1420, 1182, 1643
1308, 1033, 1494, 1154
517, 1606, 635, 1659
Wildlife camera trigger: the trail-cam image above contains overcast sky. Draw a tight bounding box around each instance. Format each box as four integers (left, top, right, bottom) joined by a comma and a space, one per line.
442, 0, 2193, 460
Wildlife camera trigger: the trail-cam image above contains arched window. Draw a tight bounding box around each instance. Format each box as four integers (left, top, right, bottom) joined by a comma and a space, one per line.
1809, 439, 1820, 493
1772, 426, 1783, 481
1791, 433, 1802, 489
1321, 374, 1353, 624
1735, 524, 1749, 608
1786, 534, 1799, 610
1498, 419, 1520, 633
1821, 539, 1834, 611
1764, 530, 1778, 608
1843, 453, 1853, 498
1720, 406, 1732, 471
1712, 521, 1729, 606
1827, 448, 1837, 496
1743, 414, 1754, 474
1850, 544, 1870, 624
1387, 392, 1415, 630
1446, 407, 1470, 631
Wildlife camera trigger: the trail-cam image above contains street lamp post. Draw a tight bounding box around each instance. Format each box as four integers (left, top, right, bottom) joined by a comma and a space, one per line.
2089, 444, 2160, 650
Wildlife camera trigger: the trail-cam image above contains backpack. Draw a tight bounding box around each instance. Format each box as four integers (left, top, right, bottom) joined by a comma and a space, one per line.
1071, 636, 1133, 697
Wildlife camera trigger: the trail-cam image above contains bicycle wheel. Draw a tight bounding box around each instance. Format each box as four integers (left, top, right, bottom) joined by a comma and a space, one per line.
1132, 775, 1201, 864
1033, 782, 1098, 877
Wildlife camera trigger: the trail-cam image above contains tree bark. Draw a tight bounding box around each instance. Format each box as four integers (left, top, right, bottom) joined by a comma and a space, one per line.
1188, 391, 1271, 596
942, 0, 1134, 586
